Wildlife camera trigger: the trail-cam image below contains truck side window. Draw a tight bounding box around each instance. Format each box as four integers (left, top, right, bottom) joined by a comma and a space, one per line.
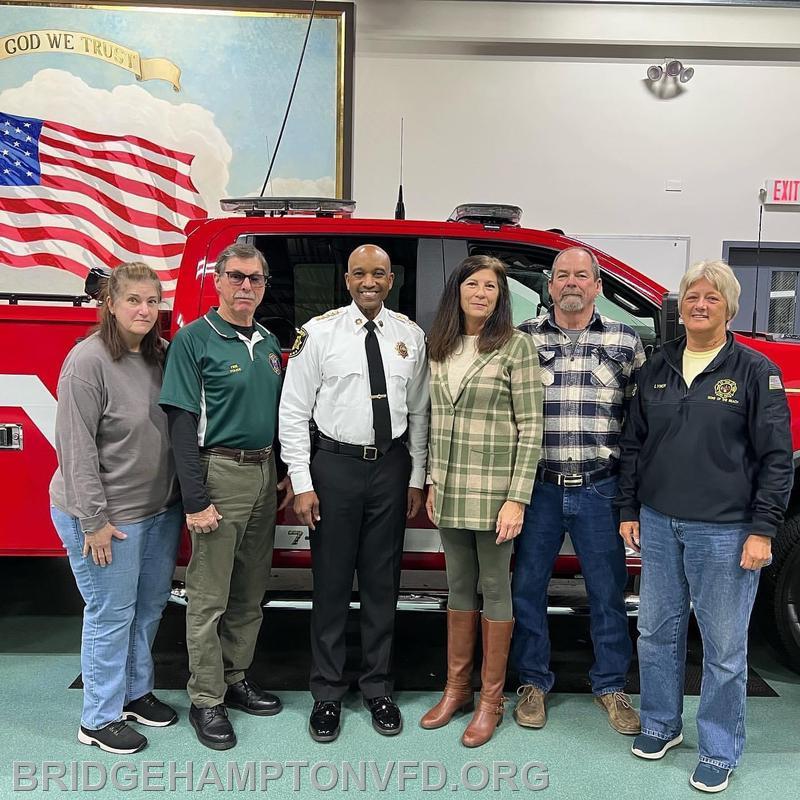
594, 274, 658, 352
245, 235, 419, 348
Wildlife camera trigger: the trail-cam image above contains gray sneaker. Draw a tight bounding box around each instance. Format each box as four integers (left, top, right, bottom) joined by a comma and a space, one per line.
513, 684, 546, 728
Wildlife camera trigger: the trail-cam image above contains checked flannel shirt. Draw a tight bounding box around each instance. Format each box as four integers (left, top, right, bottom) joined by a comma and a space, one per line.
517, 310, 646, 476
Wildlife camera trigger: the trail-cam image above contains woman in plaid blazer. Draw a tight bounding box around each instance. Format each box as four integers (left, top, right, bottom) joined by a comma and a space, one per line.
420, 255, 542, 747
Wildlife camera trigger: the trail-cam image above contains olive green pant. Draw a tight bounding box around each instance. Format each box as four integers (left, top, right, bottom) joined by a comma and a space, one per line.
186, 453, 277, 707
439, 527, 514, 620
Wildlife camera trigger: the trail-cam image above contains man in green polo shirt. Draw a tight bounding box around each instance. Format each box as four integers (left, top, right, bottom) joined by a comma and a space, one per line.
160, 242, 292, 751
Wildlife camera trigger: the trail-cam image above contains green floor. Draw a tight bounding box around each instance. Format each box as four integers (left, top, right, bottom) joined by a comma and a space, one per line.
0, 615, 798, 799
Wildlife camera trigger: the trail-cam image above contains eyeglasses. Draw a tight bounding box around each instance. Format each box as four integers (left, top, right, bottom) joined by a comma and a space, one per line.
223, 270, 267, 287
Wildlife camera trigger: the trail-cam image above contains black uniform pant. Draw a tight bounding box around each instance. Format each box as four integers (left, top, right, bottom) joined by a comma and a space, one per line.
308, 444, 411, 700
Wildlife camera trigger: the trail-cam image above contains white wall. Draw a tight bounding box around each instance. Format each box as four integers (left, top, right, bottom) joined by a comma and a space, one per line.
351, 1, 800, 272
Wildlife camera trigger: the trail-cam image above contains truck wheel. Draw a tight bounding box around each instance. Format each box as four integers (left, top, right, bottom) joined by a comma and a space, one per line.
763, 513, 800, 673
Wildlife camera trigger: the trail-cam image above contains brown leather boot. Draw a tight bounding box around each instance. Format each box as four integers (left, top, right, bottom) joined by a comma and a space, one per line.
420, 608, 478, 729
461, 616, 513, 748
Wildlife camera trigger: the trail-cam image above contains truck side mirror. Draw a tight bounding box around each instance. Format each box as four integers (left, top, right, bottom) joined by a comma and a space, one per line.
84, 266, 112, 301
660, 291, 683, 346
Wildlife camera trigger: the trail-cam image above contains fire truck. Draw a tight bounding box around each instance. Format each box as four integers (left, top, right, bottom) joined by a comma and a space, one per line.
2, 199, 798, 671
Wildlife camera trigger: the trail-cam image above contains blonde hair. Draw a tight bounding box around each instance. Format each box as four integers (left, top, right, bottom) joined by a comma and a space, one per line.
679, 260, 741, 321
97, 262, 165, 364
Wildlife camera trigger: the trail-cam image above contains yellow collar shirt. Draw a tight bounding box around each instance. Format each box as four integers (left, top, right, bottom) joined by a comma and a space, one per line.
279, 301, 430, 495
682, 343, 725, 388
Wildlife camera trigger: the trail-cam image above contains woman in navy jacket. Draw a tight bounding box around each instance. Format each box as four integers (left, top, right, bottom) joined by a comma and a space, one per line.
616, 260, 792, 794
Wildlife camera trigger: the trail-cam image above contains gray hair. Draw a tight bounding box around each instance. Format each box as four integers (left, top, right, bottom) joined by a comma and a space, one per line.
215, 242, 268, 276
551, 246, 601, 281
679, 260, 740, 321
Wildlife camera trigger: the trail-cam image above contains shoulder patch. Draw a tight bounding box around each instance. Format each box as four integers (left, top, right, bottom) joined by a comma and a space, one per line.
769, 375, 783, 390
290, 327, 309, 358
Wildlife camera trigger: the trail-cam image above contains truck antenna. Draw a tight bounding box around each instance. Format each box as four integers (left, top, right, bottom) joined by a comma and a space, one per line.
265, 134, 275, 197
259, 0, 317, 197
394, 117, 405, 220
751, 190, 765, 337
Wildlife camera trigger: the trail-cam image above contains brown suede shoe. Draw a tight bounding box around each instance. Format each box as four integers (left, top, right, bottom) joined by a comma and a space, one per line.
593, 692, 641, 735
513, 684, 547, 729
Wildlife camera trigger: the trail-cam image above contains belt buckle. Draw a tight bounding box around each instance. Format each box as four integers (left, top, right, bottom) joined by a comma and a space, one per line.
363, 446, 378, 461
562, 474, 583, 488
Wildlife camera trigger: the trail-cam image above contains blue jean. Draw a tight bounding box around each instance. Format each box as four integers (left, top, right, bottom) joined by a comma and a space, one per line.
51, 504, 181, 729
511, 476, 631, 694
637, 505, 761, 770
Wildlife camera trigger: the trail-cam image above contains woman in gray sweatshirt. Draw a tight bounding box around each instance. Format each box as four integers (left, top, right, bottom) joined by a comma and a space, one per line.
49, 262, 181, 755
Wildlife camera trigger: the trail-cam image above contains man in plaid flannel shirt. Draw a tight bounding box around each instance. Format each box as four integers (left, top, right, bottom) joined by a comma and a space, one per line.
512, 246, 646, 735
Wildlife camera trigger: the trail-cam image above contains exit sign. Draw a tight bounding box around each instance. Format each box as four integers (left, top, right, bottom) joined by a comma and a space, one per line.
765, 179, 800, 205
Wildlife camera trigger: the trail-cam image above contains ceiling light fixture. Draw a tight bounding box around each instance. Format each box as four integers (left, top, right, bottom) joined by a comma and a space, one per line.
646, 59, 694, 85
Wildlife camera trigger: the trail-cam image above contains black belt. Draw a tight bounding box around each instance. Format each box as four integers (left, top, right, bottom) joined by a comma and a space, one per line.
536, 464, 616, 488
315, 433, 404, 462
201, 445, 273, 464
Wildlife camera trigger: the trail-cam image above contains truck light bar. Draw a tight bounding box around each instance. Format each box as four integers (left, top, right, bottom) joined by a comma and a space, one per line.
220, 197, 356, 218
447, 203, 523, 228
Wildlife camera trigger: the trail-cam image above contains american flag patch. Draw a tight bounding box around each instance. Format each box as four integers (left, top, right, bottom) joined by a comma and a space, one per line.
769, 375, 783, 390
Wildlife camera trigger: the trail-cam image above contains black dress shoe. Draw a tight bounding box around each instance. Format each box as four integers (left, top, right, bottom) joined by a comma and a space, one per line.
225, 679, 283, 716
309, 701, 341, 743
189, 704, 236, 751
364, 696, 403, 736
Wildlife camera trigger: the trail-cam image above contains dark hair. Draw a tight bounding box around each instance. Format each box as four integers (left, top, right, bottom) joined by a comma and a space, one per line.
215, 242, 268, 276
428, 255, 513, 362
96, 262, 166, 365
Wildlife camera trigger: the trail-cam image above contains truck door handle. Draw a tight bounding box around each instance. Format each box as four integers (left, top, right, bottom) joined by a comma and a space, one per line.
0, 424, 23, 450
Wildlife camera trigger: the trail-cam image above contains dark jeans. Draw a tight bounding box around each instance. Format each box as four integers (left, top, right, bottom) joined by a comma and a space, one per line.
511, 476, 631, 694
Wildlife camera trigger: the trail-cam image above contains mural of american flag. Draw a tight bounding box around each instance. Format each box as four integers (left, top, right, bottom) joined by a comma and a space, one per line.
0, 111, 207, 300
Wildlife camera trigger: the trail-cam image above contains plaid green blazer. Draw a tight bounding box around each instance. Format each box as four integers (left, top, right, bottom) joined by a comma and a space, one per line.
429, 329, 543, 530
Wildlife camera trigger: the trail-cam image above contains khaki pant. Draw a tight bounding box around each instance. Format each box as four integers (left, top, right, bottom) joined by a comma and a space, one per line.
185, 452, 277, 707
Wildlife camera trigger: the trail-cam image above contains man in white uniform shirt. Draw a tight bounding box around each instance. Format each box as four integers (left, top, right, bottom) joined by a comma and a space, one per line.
279, 244, 429, 743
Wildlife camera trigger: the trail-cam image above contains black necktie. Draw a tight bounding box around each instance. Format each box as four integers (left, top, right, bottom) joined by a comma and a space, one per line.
364, 320, 392, 454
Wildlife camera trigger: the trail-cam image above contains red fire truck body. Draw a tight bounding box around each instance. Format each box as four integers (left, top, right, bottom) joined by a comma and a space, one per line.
2, 205, 798, 667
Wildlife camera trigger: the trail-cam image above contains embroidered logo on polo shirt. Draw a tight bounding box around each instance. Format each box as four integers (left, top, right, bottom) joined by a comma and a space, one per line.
229, 363, 242, 374
268, 352, 282, 375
